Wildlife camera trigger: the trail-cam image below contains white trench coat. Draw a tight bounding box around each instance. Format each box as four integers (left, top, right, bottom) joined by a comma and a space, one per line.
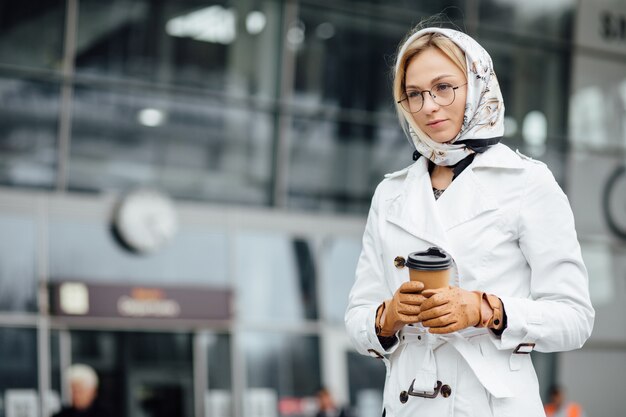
345, 144, 595, 417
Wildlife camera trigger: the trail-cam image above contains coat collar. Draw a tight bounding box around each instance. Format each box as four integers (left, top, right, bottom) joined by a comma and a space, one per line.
470, 143, 524, 170
385, 144, 518, 247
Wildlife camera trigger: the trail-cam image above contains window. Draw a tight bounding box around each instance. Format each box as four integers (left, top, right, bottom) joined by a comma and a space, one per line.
240, 332, 321, 416
234, 233, 318, 323
49, 219, 229, 286
0, 214, 37, 313
0, 328, 38, 417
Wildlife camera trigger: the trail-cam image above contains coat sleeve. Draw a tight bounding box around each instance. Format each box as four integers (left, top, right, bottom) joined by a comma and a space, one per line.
492, 163, 595, 352
345, 185, 400, 357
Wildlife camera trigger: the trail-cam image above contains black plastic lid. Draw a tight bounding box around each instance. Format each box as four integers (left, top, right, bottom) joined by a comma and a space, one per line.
406, 247, 452, 271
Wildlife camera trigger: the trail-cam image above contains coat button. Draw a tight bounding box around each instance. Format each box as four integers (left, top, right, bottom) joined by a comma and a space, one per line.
394, 256, 406, 269
441, 384, 452, 398
399, 391, 409, 403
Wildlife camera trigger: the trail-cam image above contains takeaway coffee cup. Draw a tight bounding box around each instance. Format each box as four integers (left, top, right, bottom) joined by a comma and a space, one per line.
406, 247, 452, 290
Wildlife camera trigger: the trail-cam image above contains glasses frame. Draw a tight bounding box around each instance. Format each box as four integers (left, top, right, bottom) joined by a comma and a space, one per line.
397, 82, 468, 113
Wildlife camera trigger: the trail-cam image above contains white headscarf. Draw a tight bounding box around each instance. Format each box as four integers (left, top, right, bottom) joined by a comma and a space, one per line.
395, 27, 505, 166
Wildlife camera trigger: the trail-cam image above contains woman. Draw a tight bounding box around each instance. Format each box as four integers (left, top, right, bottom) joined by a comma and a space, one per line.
345, 25, 594, 417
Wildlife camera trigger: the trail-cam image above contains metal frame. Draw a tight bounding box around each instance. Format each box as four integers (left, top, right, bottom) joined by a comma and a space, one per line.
56, 0, 78, 192
271, 0, 299, 207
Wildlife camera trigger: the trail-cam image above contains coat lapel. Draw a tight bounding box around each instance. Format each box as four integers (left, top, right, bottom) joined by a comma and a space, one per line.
435, 168, 498, 231
435, 144, 525, 231
386, 158, 450, 249
385, 144, 523, 241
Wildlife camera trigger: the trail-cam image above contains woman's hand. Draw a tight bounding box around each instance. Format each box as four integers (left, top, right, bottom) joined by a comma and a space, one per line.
376, 281, 427, 337
417, 286, 482, 334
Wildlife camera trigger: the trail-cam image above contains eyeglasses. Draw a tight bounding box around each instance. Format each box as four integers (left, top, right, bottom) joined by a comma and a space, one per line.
397, 82, 467, 113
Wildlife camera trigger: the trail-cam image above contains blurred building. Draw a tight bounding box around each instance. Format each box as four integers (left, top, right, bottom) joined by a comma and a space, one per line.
0, 1, 624, 417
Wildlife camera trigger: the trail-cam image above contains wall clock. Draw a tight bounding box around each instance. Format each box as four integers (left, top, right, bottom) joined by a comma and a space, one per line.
603, 165, 626, 240
112, 189, 178, 254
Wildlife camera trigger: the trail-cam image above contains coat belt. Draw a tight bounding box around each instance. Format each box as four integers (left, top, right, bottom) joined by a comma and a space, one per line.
399, 326, 513, 398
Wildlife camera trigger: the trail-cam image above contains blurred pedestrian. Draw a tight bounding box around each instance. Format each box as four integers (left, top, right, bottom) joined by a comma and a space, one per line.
345, 17, 594, 417
316, 388, 350, 417
53, 364, 108, 417
544, 385, 587, 417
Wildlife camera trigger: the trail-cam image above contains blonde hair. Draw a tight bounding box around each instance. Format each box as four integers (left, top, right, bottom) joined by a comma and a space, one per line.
68, 364, 99, 388
393, 30, 467, 140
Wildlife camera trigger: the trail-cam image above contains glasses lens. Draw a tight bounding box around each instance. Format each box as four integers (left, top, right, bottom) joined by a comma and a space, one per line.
400, 93, 423, 113
432, 84, 455, 106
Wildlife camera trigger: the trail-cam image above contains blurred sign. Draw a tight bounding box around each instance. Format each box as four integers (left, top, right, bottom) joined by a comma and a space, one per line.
278, 397, 317, 416
245, 389, 277, 417
205, 390, 231, 417
5, 390, 38, 417
278, 397, 302, 415
575, 0, 626, 54
50, 282, 232, 320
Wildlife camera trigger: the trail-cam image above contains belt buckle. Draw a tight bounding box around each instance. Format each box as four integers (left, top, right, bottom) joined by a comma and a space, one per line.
513, 343, 535, 354
407, 380, 442, 399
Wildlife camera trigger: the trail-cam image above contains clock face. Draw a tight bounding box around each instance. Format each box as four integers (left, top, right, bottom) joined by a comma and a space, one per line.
113, 189, 178, 254
603, 165, 626, 240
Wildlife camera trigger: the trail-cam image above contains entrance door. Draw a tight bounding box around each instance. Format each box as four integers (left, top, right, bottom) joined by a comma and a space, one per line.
67, 330, 194, 417
127, 367, 192, 417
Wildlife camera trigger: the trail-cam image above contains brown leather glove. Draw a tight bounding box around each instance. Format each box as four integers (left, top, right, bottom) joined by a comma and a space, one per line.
478, 293, 505, 330
416, 286, 482, 334
376, 281, 426, 337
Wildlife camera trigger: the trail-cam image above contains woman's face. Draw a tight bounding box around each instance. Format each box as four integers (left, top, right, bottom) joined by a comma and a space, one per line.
404, 47, 467, 143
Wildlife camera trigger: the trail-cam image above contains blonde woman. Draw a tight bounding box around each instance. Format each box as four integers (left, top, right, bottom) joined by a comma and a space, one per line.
345, 25, 594, 417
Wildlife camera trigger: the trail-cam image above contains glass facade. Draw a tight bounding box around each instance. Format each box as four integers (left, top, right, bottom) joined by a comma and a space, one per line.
234, 233, 318, 323
0, 0, 621, 416
0, 214, 38, 312
68, 83, 275, 204
0, 328, 39, 417
0, 1, 65, 70
69, 330, 195, 417
319, 238, 361, 324
0, 76, 60, 189
241, 332, 321, 398
68, 0, 282, 203
478, 0, 576, 41
49, 219, 229, 286
346, 351, 385, 417
0, 0, 578, 211
74, 0, 281, 97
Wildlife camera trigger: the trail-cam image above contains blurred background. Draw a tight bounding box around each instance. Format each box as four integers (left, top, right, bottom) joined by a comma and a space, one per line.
0, 0, 625, 416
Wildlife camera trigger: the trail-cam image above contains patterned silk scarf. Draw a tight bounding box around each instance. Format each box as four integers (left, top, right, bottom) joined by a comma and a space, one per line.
396, 28, 505, 166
